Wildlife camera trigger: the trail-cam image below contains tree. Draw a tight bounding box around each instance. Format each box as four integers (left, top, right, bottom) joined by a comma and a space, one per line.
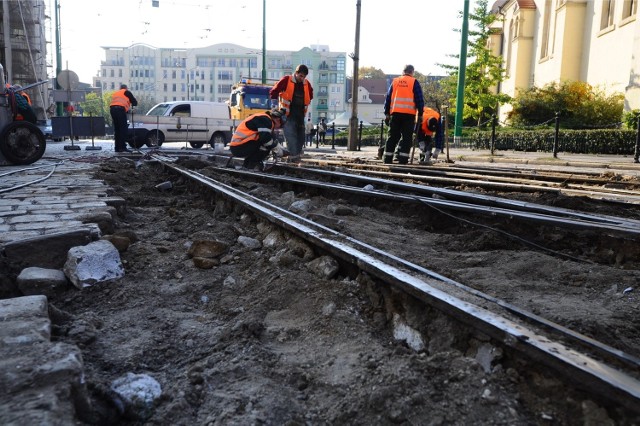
359, 66, 386, 79
79, 92, 104, 118
439, 0, 511, 127
508, 81, 624, 129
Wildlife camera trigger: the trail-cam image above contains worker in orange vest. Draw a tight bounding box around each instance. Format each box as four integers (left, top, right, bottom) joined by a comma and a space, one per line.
109, 84, 138, 153
269, 64, 314, 162
417, 107, 443, 163
382, 65, 424, 164
230, 108, 289, 170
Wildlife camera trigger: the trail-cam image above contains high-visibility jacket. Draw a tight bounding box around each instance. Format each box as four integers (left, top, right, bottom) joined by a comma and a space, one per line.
21, 92, 32, 105
110, 89, 132, 111
230, 113, 274, 147
421, 108, 441, 136
278, 76, 311, 117
390, 75, 417, 115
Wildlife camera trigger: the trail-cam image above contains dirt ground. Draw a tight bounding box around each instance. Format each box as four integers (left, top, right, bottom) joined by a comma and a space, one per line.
49, 156, 639, 425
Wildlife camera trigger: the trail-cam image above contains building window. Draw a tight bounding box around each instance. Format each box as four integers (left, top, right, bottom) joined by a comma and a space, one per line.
601, 0, 615, 29
540, 0, 552, 58
218, 84, 232, 94
218, 70, 233, 80
623, 0, 638, 19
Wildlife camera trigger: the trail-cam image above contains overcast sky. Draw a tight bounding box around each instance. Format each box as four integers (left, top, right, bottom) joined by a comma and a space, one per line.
50, 0, 478, 83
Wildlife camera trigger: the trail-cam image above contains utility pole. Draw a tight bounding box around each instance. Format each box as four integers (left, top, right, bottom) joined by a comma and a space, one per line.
347, 0, 361, 151
55, 0, 63, 117
454, 0, 470, 145
261, 0, 266, 84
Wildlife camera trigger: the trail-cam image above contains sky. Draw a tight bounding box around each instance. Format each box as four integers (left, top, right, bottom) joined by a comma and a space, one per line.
49, 0, 478, 84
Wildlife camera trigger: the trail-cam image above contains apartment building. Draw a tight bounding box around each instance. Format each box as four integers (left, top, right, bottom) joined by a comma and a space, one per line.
489, 0, 640, 122
0, 0, 50, 119
93, 43, 347, 124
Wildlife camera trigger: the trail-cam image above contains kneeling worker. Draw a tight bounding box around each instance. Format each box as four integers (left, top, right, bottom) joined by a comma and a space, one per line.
417, 107, 443, 163
230, 108, 289, 170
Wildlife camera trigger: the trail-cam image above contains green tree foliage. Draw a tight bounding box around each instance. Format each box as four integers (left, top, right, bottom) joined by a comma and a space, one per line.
622, 109, 640, 130
359, 66, 386, 79
79, 92, 104, 118
439, 0, 511, 127
508, 81, 624, 129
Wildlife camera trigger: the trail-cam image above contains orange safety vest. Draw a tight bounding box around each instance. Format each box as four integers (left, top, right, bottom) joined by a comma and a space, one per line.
390, 75, 417, 115
230, 113, 274, 147
421, 108, 441, 136
278, 76, 311, 116
110, 89, 132, 111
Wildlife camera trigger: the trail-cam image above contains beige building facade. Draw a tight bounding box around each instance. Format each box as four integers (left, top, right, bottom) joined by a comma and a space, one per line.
490, 0, 639, 122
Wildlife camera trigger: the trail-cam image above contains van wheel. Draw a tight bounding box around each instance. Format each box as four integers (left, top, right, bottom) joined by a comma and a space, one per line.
189, 141, 204, 149
146, 130, 164, 147
210, 132, 226, 147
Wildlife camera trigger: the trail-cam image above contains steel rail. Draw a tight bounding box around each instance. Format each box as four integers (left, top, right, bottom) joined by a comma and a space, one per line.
277, 165, 640, 229
303, 159, 640, 204
158, 158, 640, 413
216, 165, 640, 237
316, 157, 638, 187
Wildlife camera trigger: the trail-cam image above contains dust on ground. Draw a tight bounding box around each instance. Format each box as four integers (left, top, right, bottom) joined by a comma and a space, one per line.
49, 156, 639, 425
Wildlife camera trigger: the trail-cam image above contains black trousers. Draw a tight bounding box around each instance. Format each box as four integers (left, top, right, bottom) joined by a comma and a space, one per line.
384, 113, 415, 164
230, 139, 271, 168
110, 106, 128, 150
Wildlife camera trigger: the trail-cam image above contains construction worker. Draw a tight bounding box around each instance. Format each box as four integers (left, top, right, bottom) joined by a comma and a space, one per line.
109, 84, 138, 153
417, 107, 443, 163
229, 108, 289, 171
382, 64, 424, 165
6, 85, 37, 124
13, 85, 31, 105
269, 64, 314, 162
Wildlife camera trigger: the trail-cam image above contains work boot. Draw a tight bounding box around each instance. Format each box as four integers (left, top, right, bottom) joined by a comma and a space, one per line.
376, 147, 384, 160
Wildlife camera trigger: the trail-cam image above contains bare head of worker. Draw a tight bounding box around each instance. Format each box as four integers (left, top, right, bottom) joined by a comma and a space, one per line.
403, 65, 415, 76
120, 84, 128, 90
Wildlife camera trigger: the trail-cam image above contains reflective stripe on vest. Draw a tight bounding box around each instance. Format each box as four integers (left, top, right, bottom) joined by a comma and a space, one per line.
110, 89, 131, 111
230, 113, 274, 147
390, 75, 417, 115
278, 76, 311, 116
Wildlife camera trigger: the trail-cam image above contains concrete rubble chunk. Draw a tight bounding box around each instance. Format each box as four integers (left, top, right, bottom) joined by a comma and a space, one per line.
63, 240, 125, 289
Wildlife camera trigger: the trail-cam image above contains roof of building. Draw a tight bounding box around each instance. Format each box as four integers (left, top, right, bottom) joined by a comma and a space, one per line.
491, 0, 536, 13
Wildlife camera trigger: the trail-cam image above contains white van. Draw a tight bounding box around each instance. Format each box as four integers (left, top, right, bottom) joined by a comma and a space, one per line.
127, 101, 233, 149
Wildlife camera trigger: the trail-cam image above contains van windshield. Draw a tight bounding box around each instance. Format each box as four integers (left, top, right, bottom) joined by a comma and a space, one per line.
146, 104, 172, 116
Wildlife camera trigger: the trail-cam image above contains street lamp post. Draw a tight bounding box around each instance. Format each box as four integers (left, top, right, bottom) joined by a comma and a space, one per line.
187, 67, 198, 101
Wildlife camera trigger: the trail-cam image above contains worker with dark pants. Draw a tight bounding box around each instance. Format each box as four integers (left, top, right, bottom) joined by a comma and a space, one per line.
110, 84, 138, 153
383, 65, 424, 164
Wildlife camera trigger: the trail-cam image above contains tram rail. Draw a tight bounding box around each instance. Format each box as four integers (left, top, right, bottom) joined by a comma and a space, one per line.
154, 155, 640, 414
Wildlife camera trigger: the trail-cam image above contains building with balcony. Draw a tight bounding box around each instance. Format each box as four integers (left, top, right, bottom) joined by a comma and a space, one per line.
490, 0, 640, 123
93, 43, 347, 124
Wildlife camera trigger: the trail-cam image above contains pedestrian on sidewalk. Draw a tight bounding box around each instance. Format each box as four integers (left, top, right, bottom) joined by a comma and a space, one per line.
305, 118, 314, 146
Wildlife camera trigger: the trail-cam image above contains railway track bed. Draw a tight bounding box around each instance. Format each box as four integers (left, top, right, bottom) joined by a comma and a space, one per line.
46, 152, 640, 424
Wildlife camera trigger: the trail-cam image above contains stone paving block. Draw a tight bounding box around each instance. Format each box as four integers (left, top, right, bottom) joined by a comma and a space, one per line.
2, 229, 97, 269
0, 210, 28, 218
7, 214, 58, 224
17, 267, 69, 297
